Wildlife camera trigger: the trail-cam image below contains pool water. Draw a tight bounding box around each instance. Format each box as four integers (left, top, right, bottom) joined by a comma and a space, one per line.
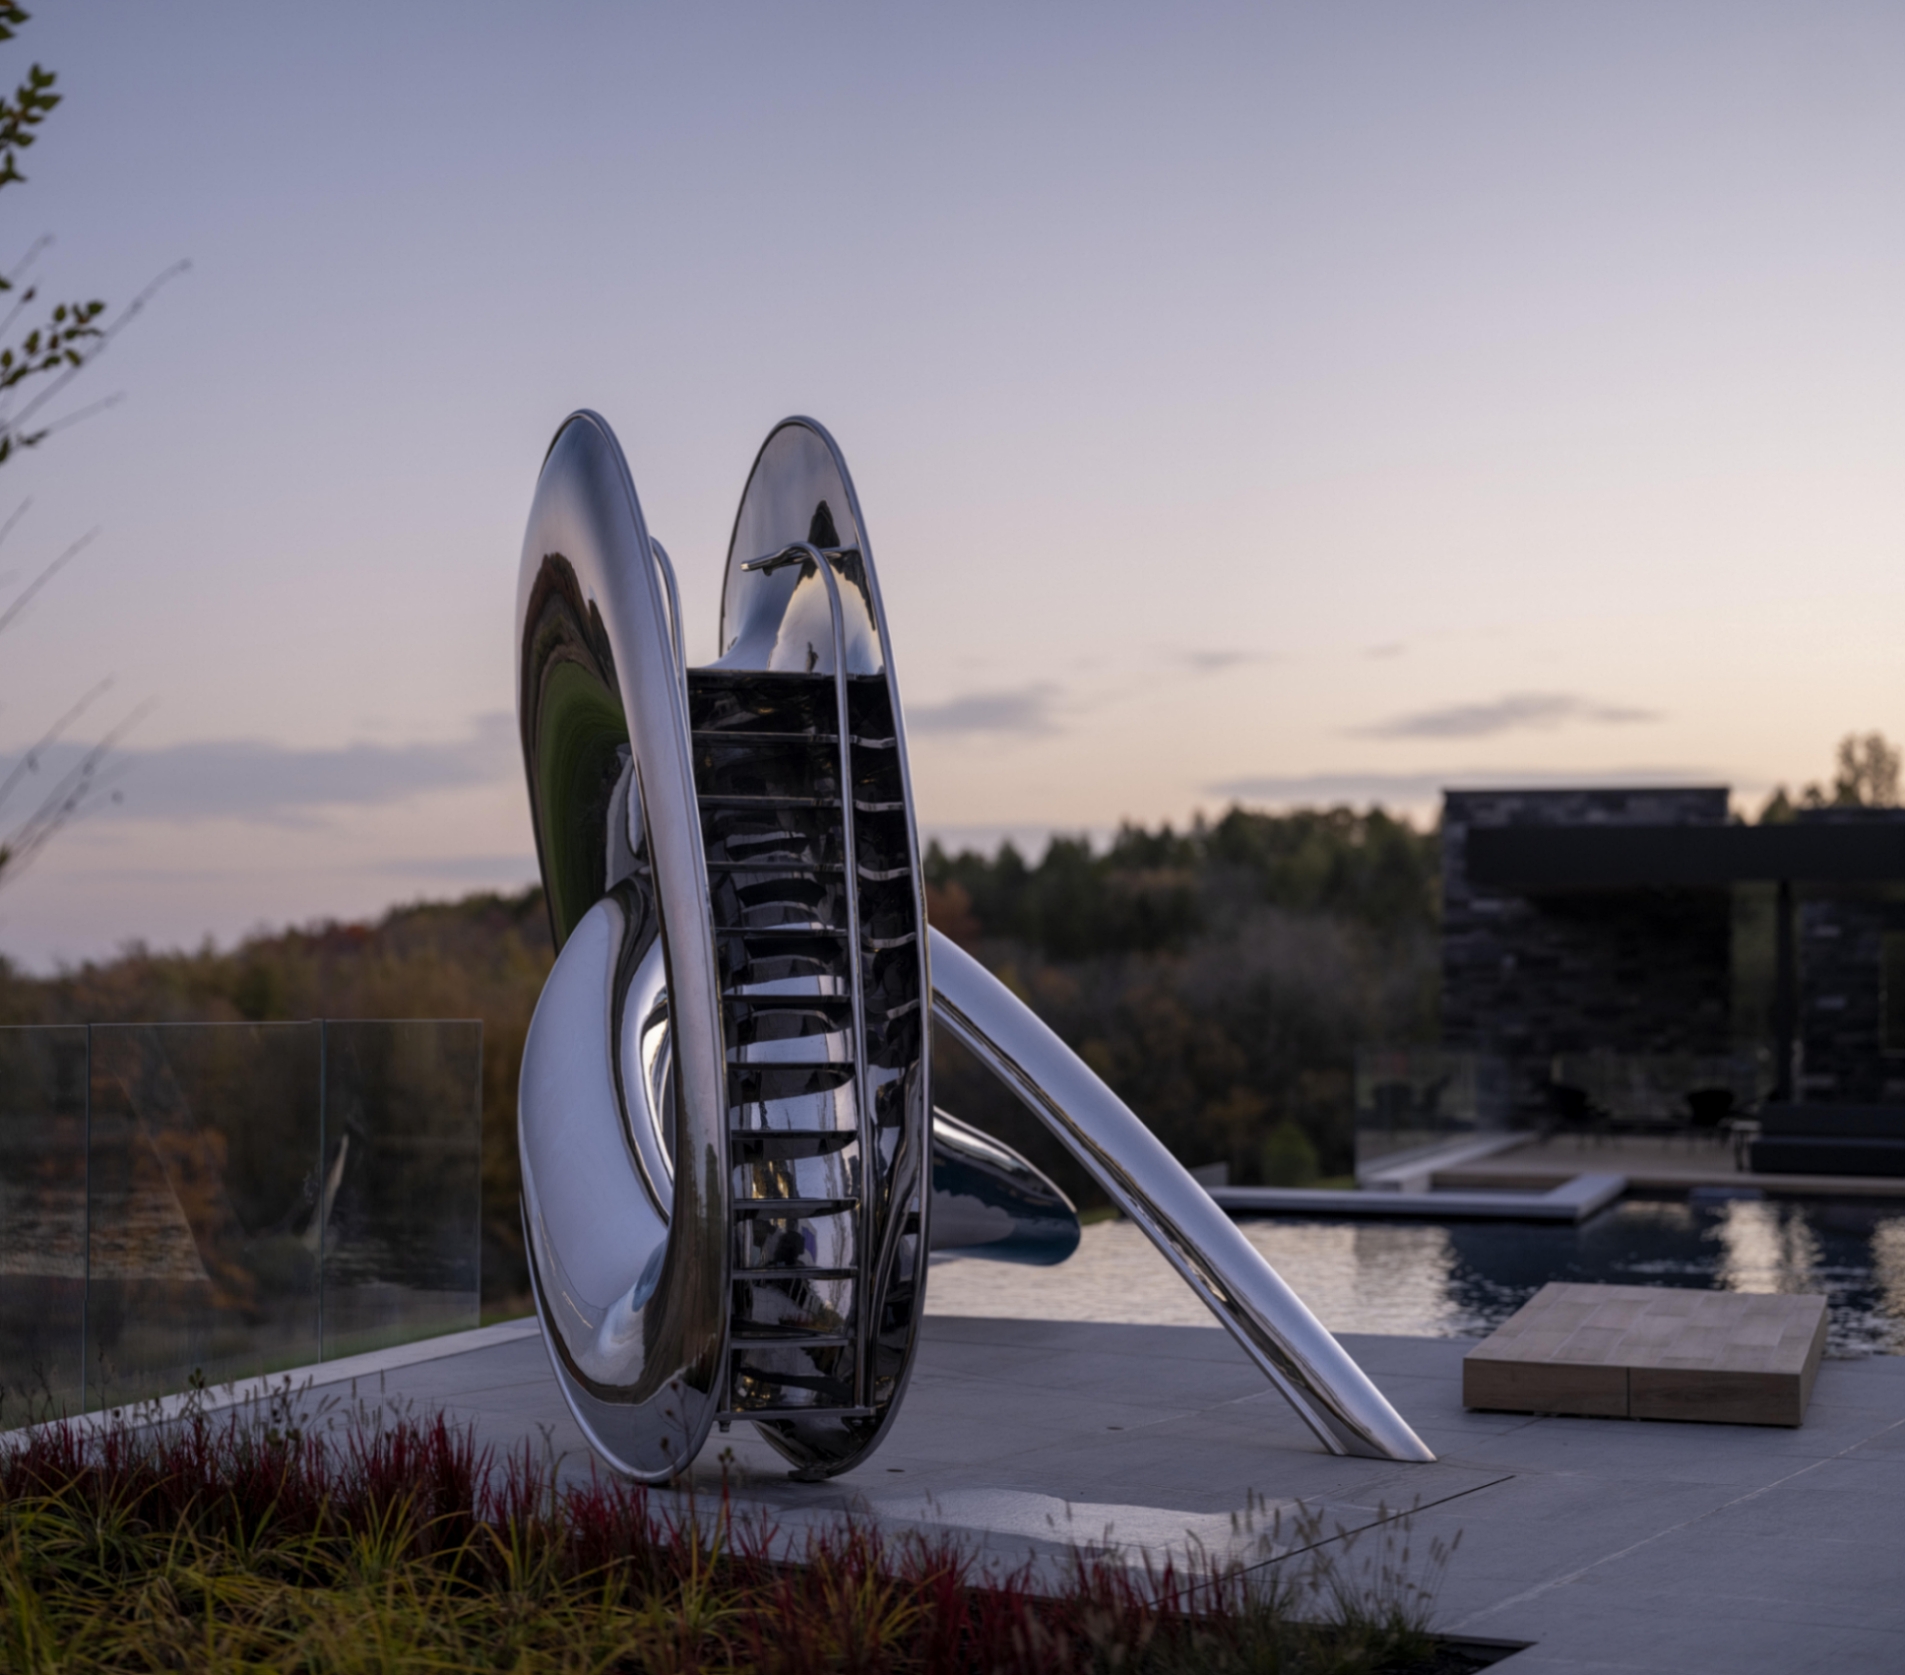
926, 1197, 1905, 1357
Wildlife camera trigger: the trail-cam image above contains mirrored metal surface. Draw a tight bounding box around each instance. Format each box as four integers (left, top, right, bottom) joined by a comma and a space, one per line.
516, 414, 729, 1481
516, 414, 933, 1481
930, 1108, 1080, 1266
701, 419, 933, 1477
515, 410, 1431, 1480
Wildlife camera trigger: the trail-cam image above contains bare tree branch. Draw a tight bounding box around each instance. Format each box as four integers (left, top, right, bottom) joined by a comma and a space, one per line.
0, 695, 152, 882
0, 671, 109, 815
0, 523, 95, 637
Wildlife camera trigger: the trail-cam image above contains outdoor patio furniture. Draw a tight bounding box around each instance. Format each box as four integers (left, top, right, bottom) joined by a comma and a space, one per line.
1685, 1086, 1736, 1129
1535, 1077, 1610, 1142
1749, 1105, 1905, 1176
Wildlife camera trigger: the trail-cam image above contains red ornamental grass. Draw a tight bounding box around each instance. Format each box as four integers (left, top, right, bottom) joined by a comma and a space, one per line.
0, 1398, 1460, 1674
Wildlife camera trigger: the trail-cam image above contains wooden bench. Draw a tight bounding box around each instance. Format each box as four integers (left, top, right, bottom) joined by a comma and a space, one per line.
1463, 1282, 1828, 1426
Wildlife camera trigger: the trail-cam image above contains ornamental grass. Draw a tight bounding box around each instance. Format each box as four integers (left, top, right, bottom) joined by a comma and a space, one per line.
0, 1388, 1465, 1674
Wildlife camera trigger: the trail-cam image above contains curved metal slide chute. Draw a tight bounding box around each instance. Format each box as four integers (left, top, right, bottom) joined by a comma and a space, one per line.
515, 411, 1433, 1482
930, 932, 1432, 1462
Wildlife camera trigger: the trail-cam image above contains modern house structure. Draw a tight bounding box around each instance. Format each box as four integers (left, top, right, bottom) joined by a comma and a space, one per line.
1440, 788, 1905, 1166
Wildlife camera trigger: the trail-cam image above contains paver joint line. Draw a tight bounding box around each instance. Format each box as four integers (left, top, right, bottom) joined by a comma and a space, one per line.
1216, 1473, 1517, 1593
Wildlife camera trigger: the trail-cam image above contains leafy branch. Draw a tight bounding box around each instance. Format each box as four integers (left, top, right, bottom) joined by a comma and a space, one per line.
0, 2, 175, 890
0, 5, 108, 465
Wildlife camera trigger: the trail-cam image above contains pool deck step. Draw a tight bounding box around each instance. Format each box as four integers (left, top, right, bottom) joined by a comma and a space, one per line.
1439, 1134, 1905, 1197
1207, 1171, 1626, 1223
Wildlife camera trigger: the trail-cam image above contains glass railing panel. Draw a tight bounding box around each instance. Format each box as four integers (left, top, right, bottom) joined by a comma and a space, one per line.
0, 1026, 89, 1422
1353, 1048, 1515, 1178
85, 1022, 322, 1408
319, 1020, 481, 1359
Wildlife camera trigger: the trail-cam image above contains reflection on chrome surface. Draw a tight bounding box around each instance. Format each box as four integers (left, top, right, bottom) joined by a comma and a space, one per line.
931, 1107, 1080, 1266
515, 410, 1432, 1481
931, 1198, 1905, 1357
517, 414, 935, 1483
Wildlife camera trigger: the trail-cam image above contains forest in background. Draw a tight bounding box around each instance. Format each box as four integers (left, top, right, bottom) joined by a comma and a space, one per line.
0, 805, 1441, 1304
924, 807, 1440, 1211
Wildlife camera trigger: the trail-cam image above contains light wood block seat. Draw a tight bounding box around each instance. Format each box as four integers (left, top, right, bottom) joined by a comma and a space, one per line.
1462, 1282, 1828, 1427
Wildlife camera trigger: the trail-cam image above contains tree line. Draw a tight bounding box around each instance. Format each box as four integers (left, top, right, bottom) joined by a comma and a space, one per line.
0, 806, 1441, 1304
11, 733, 1897, 1307
925, 806, 1441, 1210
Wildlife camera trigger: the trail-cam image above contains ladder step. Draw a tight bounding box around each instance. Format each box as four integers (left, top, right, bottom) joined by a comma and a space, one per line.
706, 860, 845, 877
730, 1328, 852, 1346
732, 1196, 858, 1218
726, 1064, 856, 1103
699, 793, 829, 809
693, 728, 841, 745
727, 1046, 852, 1069
726, 976, 851, 998
692, 728, 894, 750
719, 924, 850, 940
716, 1406, 876, 1422
730, 1128, 856, 1157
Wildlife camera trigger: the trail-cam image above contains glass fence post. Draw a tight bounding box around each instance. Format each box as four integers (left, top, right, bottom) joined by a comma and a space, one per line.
474, 1020, 483, 1306
81, 1022, 91, 1416
318, 1017, 327, 1361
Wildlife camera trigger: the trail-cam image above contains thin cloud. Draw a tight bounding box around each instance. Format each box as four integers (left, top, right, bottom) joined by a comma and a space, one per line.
1354, 691, 1659, 741
1174, 648, 1269, 675
907, 684, 1061, 738
4, 713, 518, 826
1364, 642, 1406, 660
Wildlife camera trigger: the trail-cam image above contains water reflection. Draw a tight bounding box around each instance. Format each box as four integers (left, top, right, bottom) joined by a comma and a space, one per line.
1711, 1201, 1822, 1298
926, 1197, 1905, 1357
1242, 1222, 1469, 1338
1871, 1220, 1905, 1352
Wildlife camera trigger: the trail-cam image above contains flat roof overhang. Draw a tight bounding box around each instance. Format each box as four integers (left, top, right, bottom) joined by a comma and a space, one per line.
1465, 824, 1905, 890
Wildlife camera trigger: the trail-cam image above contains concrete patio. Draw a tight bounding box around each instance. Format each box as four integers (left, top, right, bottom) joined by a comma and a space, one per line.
174, 1313, 1905, 1673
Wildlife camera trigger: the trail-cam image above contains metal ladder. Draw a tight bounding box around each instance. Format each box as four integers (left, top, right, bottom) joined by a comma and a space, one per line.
687, 662, 923, 1427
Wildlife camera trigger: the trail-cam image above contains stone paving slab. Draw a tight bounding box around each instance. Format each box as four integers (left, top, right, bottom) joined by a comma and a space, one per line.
264, 1314, 1905, 1672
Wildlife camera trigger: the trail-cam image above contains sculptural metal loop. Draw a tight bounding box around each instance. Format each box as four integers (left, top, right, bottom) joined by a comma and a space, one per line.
516, 412, 1434, 1480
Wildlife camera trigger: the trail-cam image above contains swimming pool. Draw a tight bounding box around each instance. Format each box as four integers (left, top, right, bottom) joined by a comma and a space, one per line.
926, 1196, 1905, 1357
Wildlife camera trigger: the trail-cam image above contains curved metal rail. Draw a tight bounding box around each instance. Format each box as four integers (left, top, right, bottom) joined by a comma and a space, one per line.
931, 931, 1435, 1462
516, 412, 729, 1481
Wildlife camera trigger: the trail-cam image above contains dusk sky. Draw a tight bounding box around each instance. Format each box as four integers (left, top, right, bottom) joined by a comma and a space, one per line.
3, 1, 1903, 967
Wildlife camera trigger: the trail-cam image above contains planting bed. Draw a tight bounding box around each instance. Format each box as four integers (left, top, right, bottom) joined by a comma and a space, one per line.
0, 1396, 1496, 1674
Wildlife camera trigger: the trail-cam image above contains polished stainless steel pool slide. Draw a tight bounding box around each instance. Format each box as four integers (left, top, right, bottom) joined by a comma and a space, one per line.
514, 412, 1434, 1481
